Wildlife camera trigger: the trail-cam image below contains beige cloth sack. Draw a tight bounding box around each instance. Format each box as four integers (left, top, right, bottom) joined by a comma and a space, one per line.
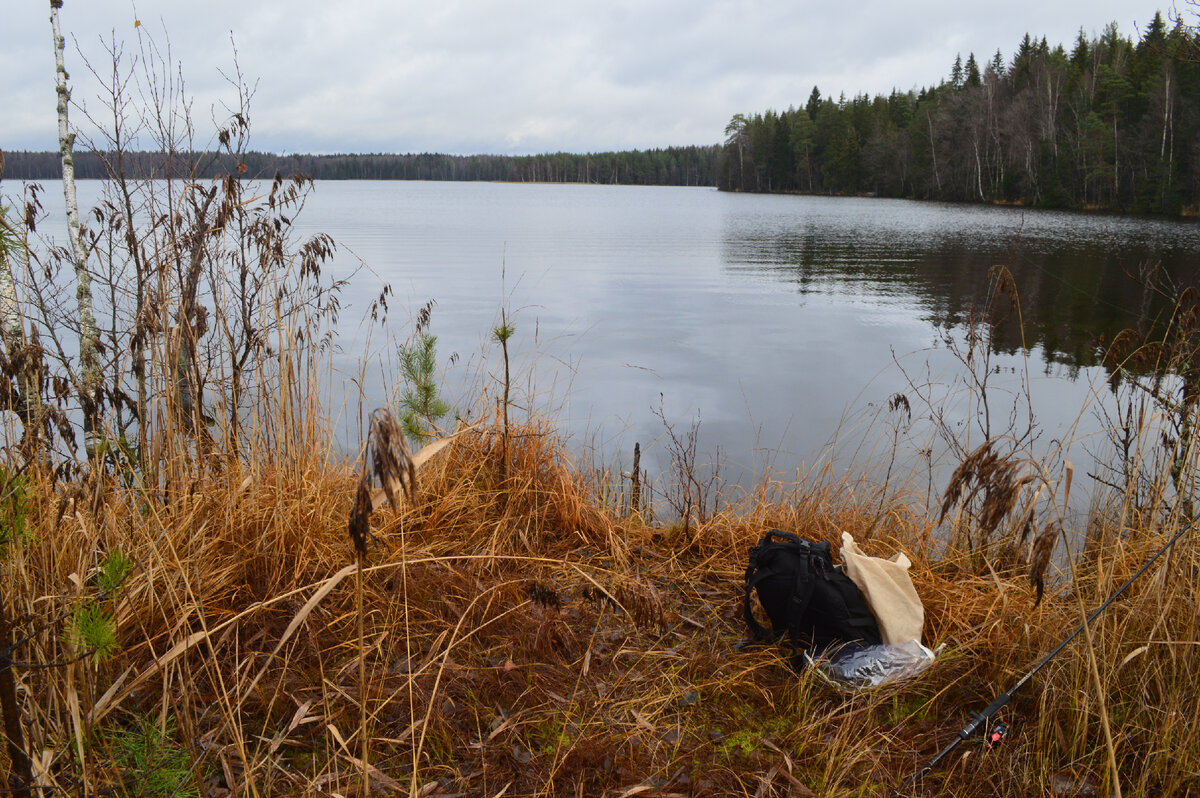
840, 532, 924, 645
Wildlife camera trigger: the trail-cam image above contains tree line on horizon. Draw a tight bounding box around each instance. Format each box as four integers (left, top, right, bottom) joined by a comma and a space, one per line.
6, 11, 1197, 212
0, 145, 721, 187
718, 12, 1200, 214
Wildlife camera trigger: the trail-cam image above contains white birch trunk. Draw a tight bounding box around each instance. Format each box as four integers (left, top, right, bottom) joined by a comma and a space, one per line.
927, 112, 941, 193
1045, 72, 1058, 159
1161, 72, 1171, 160
0, 238, 22, 346
51, 0, 102, 455
0, 232, 28, 432
1113, 115, 1119, 200
974, 139, 984, 201
0, 221, 46, 453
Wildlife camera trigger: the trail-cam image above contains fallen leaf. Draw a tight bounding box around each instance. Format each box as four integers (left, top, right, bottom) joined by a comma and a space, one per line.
1119, 645, 1149, 669
616, 786, 652, 798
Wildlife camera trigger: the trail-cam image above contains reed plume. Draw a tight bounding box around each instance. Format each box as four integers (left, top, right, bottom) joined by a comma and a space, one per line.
940, 440, 1039, 550
349, 408, 417, 556
369, 407, 417, 513
1029, 520, 1059, 605
348, 479, 372, 559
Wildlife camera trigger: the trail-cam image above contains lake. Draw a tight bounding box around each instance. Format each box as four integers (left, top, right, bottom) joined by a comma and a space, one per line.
284, 181, 1200, 506
42, 181, 1200, 507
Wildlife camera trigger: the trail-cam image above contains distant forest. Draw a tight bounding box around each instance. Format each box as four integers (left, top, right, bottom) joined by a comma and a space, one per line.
718, 11, 1200, 214
1, 146, 721, 187
6, 12, 1198, 214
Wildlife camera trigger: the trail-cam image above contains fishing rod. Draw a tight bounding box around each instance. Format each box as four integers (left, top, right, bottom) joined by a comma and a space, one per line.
901, 515, 1198, 793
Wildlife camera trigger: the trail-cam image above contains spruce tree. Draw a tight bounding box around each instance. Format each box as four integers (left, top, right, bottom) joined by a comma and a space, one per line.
965, 53, 982, 87
806, 86, 822, 119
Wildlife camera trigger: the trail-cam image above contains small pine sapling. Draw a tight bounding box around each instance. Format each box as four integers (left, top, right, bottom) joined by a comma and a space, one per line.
397, 300, 452, 442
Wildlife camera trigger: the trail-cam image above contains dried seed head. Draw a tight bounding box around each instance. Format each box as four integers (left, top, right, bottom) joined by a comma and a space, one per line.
1017, 505, 1035, 550
988, 264, 1021, 323
1029, 522, 1058, 606
347, 408, 417, 558
348, 477, 372, 558
369, 408, 416, 510
940, 440, 1038, 548
616, 579, 665, 631
527, 582, 561, 610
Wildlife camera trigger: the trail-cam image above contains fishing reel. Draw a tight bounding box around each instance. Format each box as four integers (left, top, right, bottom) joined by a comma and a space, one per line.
984, 720, 1009, 751
963, 711, 1009, 751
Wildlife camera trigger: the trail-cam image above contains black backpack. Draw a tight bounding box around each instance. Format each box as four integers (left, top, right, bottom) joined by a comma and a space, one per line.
743, 529, 882, 664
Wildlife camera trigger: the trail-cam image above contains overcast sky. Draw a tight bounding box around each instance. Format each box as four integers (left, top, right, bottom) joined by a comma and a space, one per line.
2, 1, 1183, 156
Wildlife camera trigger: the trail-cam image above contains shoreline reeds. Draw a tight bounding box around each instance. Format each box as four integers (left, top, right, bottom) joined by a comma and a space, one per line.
0, 383, 1196, 796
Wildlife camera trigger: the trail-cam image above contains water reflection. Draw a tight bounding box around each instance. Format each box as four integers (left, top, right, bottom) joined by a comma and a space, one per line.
720, 195, 1200, 372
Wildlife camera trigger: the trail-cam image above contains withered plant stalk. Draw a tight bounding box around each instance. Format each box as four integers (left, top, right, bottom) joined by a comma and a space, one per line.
349, 409, 416, 794
0, 583, 32, 798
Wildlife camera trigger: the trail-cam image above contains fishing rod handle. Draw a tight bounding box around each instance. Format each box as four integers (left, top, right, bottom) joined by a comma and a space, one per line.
958, 691, 1012, 740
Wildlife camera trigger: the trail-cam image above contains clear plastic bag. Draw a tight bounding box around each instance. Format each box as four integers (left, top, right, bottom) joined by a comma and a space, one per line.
814, 640, 936, 688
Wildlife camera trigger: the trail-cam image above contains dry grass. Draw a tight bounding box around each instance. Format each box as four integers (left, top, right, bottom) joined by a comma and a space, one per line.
0, 400, 1198, 798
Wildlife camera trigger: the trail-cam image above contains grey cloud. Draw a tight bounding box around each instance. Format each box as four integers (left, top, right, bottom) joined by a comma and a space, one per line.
2, 0, 1178, 157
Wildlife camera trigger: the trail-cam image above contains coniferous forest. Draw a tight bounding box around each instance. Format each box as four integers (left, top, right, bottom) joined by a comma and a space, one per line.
5, 13, 1199, 214
717, 12, 1200, 214
1, 146, 721, 187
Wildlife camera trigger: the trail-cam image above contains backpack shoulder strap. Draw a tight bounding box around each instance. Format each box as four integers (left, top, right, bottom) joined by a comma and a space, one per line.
787, 550, 818, 659
743, 540, 774, 642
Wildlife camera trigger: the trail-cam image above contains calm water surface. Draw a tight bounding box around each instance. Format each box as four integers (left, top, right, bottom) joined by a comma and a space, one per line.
46, 181, 1200, 499
289, 181, 1200, 497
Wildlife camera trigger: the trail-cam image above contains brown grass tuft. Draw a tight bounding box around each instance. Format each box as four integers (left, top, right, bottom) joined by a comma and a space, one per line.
5, 425, 1200, 796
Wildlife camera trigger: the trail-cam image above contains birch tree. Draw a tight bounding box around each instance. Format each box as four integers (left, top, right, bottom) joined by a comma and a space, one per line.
0, 206, 24, 367
0, 203, 47, 458
50, 0, 102, 459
